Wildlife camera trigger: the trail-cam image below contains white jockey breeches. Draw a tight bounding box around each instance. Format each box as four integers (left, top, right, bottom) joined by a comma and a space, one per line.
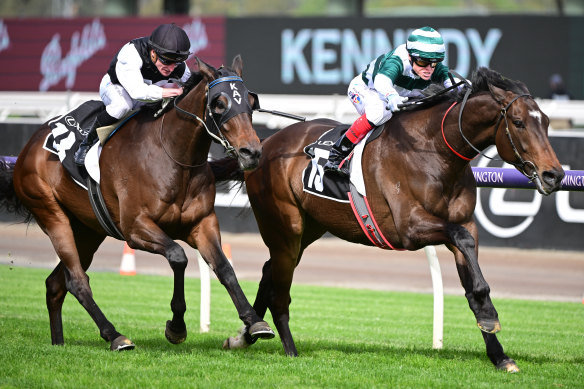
99, 75, 142, 120
347, 75, 393, 126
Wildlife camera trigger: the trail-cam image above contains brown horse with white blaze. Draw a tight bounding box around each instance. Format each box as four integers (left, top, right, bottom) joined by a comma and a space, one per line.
0, 55, 274, 350
212, 67, 564, 371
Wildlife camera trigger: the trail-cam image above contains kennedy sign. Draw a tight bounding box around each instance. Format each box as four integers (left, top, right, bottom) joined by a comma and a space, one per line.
281, 27, 501, 85
227, 16, 580, 99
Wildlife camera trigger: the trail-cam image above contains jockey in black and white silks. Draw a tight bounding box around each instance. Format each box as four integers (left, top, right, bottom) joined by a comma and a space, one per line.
75, 23, 192, 165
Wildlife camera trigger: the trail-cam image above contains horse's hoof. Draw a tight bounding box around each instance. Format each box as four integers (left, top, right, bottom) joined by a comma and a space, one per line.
249, 321, 275, 340
497, 359, 520, 373
165, 320, 187, 344
477, 319, 501, 334
223, 334, 250, 350
110, 335, 135, 351
223, 325, 251, 350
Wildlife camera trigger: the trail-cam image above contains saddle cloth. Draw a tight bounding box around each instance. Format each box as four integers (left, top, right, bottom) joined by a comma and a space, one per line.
302, 124, 383, 202
302, 124, 399, 249
43, 101, 136, 188
42, 100, 103, 188
302, 125, 351, 202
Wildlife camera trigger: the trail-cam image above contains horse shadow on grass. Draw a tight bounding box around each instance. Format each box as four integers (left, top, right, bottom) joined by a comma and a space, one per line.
66, 334, 583, 367
296, 338, 584, 366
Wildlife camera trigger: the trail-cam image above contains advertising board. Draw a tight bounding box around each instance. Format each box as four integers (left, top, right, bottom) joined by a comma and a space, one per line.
227, 16, 583, 99
472, 134, 584, 250
0, 17, 225, 91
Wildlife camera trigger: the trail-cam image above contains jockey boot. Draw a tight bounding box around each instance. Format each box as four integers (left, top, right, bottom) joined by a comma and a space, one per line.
74, 110, 117, 166
323, 133, 357, 177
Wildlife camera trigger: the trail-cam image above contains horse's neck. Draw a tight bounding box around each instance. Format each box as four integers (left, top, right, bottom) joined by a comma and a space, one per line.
441, 94, 499, 162
163, 86, 211, 166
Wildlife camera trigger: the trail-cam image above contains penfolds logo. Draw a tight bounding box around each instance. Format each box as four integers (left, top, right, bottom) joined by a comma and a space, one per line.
182, 19, 209, 58
39, 18, 106, 91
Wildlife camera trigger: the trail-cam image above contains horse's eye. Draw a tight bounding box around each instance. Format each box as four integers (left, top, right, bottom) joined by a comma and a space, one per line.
513, 120, 524, 128
213, 100, 227, 115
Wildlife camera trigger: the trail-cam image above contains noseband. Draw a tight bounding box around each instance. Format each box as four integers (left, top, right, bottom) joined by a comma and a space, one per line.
444, 88, 537, 180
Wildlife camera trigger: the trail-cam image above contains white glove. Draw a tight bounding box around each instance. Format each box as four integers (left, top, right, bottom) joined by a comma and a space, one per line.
386, 94, 407, 112
445, 78, 471, 93
459, 80, 472, 92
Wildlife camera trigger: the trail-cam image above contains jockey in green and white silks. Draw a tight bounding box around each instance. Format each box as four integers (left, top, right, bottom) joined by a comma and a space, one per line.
324, 26, 462, 176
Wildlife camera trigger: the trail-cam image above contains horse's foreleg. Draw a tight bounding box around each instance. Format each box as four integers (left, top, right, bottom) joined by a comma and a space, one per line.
446, 223, 500, 333
192, 222, 274, 341
163, 242, 188, 344
126, 220, 188, 344
223, 258, 273, 350
440, 223, 517, 371
436, 222, 517, 371
482, 333, 519, 372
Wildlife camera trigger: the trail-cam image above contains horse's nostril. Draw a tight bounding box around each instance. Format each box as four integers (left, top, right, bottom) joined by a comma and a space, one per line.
239, 147, 261, 161
543, 169, 564, 187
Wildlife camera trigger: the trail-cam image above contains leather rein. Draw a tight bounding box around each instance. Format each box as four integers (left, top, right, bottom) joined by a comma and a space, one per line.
442, 88, 538, 181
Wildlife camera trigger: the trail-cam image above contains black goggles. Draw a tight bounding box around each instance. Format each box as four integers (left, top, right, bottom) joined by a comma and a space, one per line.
157, 52, 187, 65
412, 57, 442, 69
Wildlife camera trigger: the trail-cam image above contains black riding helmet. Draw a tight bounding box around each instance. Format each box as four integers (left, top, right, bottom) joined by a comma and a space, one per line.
148, 23, 190, 63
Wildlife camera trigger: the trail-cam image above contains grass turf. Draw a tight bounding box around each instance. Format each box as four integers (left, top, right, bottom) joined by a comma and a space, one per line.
0, 265, 582, 388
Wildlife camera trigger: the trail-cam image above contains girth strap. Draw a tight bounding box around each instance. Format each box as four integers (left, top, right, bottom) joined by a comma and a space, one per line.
87, 177, 125, 240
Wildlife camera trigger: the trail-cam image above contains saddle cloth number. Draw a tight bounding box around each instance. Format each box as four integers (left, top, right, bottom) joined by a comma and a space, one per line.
306, 147, 329, 193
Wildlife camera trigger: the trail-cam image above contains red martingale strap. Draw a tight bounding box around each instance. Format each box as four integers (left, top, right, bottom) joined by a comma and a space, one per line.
441, 101, 474, 161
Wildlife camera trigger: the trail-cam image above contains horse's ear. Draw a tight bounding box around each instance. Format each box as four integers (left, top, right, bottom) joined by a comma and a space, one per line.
196, 56, 216, 81
231, 54, 243, 77
488, 84, 508, 104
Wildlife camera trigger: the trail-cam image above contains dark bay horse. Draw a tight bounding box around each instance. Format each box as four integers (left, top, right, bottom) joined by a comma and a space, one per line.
0, 55, 274, 350
213, 68, 564, 371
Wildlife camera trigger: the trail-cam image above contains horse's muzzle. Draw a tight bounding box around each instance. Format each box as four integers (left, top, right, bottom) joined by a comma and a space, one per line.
237, 146, 262, 171
537, 167, 565, 195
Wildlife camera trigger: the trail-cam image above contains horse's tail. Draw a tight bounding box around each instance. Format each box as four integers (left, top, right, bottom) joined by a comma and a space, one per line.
209, 156, 244, 183
0, 157, 32, 222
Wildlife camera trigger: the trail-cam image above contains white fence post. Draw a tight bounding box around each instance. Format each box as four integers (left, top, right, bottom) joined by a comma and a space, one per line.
197, 251, 211, 333
424, 245, 444, 349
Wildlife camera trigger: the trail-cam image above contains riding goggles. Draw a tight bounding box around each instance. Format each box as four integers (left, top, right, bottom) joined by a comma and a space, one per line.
412, 57, 442, 69
156, 51, 188, 65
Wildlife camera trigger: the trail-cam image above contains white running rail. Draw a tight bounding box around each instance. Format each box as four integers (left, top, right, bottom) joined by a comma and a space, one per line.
2, 92, 583, 130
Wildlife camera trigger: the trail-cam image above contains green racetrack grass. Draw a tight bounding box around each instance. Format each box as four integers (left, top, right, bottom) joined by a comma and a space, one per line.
0, 265, 582, 388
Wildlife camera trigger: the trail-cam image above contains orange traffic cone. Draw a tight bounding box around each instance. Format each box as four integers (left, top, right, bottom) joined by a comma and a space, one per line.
222, 243, 233, 267
120, 243, 136, 276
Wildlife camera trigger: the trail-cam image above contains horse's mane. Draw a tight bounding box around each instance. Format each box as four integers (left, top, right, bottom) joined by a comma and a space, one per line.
182, 70, 204, 94
404, 67, 531, 111
469, 67, 530, 96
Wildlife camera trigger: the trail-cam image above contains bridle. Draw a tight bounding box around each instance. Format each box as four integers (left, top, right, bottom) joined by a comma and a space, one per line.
159, 74, 256, 168
443, 87, 538, 181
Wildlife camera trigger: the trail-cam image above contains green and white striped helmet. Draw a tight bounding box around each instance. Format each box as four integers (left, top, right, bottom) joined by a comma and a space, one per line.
406, 26, 445, 62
